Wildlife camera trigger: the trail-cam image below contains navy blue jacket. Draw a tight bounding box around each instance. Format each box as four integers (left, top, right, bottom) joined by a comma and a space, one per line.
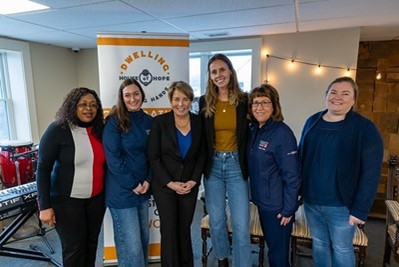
299, 110, 383, 221
248, 120, 301, 217
103, 109, 153, 209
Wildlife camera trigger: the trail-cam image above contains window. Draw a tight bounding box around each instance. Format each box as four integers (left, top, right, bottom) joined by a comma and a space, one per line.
189, 49, 252, 97
0, 37, 39, 143
189, 55, 201, 97
0, 52, 13, 140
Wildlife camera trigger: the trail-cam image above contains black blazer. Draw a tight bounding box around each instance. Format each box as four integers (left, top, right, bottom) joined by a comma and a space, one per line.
148, 111, 206, 193
199, 94, 249, 179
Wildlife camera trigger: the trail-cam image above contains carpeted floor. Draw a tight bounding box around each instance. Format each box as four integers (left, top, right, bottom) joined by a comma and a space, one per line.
0, 200, 397, 267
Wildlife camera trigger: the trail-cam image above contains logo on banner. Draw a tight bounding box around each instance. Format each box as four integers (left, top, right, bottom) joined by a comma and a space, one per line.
139, 69, 153, 86
119, 50, 171, 103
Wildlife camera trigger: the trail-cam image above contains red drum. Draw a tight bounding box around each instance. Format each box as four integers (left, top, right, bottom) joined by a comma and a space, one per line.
0, 141, 36, 187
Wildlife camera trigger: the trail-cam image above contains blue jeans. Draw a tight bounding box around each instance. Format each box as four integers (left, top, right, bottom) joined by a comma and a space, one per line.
204, 151, 251, 267
304, 203, 356, 267
109, 199, 149, 267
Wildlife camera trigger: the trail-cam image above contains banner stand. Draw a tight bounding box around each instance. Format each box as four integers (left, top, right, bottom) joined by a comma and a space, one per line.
97, 32, 190, 264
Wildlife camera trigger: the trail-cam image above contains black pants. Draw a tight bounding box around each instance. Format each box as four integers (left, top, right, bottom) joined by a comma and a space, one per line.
52, 193, 105, 267
153, 187, 198, 267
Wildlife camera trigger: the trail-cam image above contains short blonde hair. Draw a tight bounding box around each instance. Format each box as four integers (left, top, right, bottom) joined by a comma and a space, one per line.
168, 81, 194, 102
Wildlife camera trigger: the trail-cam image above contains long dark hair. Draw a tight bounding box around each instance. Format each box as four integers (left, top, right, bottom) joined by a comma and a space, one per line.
55, 87, 104, 140
107, 78, 145, 132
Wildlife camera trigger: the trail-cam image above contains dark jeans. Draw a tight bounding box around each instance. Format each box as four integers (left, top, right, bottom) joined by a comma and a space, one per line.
52, 193, 105, 267
258, 208, 293, 267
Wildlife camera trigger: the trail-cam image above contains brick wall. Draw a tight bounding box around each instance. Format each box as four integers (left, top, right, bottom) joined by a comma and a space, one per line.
356, 40, 399, 217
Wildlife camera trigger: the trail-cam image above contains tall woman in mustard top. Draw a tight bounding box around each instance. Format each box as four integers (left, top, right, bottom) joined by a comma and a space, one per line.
199, 53, 251, 267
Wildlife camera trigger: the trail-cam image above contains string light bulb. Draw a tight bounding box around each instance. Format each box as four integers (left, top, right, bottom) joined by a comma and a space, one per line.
287, 59, 296, 70
265, 53, 357, 77
376, 72, 382, 80
315, 65, 322, 75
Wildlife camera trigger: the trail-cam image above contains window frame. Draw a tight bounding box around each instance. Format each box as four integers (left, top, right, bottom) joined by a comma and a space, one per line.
0, 38, 39, 143
0, 52, 16, 140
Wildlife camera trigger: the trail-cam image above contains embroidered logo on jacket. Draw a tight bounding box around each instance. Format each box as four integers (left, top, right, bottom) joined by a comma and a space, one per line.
258, 140, 269, 150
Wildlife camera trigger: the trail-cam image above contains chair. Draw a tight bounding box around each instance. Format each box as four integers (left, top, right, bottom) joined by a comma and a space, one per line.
383, 155, 399, 266
290, 205, 368, 267
200, 201, 265, 267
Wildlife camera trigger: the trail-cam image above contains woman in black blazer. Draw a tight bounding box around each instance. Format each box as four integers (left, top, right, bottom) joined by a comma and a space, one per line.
199, 53, 251, 267
148, 81, 206, 267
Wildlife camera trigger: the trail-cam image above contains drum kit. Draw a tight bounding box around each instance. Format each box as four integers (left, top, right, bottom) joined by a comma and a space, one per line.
0, 141, 39, 240
0, 140, 60, 266
0, 140, 37, 187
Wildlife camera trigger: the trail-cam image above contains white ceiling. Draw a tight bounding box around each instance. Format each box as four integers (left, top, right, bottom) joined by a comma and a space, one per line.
1, 0, 399, 49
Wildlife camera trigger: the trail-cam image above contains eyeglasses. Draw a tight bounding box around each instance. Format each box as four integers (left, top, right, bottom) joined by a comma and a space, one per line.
77, 103, 99, 110
251, 101, 272, 107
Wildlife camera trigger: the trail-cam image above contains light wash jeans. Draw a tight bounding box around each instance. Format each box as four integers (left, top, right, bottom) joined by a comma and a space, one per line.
204, 151, 251, 267
109, 199, 149, 267
304, 203, 356, 267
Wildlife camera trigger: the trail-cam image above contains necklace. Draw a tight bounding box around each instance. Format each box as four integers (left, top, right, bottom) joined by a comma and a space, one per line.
175, 119, 190, 128
220, 101, 229, 112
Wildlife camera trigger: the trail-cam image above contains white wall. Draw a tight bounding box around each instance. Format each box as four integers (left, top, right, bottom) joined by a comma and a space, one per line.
2, 27, 361, 142
30, 45, 101, 139
262, 27, 360, 139
77, 49, 100, 91
29, 43, 79, 138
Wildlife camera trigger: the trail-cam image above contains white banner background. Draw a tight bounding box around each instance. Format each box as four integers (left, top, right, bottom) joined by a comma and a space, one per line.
97, 32, 189, 263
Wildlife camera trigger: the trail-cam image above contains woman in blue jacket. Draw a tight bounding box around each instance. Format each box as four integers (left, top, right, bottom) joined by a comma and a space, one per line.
299, 77, 383, 267
103, 78, 153, 267
247, 84, 301, 267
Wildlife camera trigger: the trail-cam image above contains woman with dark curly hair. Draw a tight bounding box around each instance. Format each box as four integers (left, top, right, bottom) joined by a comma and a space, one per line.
36, 87, 106, 267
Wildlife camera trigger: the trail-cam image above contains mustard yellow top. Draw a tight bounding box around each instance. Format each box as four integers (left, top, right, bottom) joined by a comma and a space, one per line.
214, 100, 237, 151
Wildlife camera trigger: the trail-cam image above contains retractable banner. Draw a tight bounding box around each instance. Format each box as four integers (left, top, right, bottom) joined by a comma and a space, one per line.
97, 32, 189, 264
